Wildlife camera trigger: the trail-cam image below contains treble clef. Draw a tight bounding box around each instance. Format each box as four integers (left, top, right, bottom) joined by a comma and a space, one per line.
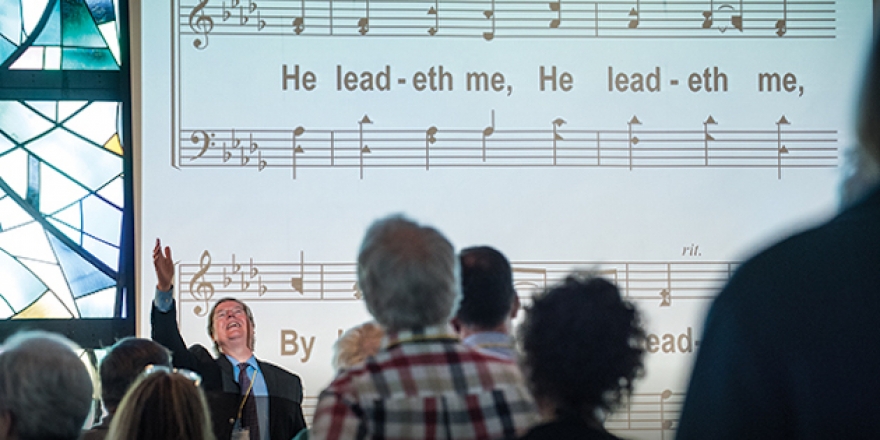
190, 250, 215, 316
188, 0, 214, 50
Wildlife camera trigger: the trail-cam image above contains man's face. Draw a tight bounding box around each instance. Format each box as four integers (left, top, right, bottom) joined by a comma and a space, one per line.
212, 300, 252, 352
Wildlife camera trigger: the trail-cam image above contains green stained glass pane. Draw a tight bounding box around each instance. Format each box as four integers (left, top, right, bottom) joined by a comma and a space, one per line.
33, 0, 61, 46
40, 161, 90, 215
0, 248, 49, 312
61, 0, 107, 48
0, 101, 54, 143
61, 47, 115, 69
0, 2, 23, 45
76, 286, 114, 317
27, 127, 121, 192
0, 37, 15, 65
64, 101, 116, 145
0, 148, 29, 201
82, 193, 120, 244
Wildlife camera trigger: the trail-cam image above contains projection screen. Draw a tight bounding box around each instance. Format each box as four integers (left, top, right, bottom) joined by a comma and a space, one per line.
138, 1, 873, 437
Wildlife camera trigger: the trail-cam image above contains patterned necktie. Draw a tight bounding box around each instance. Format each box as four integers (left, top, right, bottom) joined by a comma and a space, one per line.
238, 363, 260, 440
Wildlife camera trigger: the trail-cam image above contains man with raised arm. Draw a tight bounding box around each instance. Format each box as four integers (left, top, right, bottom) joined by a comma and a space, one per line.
151, 239, 306, 440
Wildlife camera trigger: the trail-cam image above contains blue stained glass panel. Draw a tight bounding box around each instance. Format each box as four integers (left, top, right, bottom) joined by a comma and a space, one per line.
27, 127, 121, 192
48, 232, 113, 298
33, 0, 61, 46
84, 0, 114, 25
75, 286, 114, 317
81, 193, 121, 245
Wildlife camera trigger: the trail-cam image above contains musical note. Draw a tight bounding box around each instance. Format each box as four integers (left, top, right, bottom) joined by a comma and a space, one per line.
190, 130, 213, 160
483, 0, 495, 41
292, 126, 305, 179
359, 115, 373, 179
776, 0, 787, 36
776, 115, 790, 179
425, 126, 438, 170
189, 250, 214, 316
291, 251, 305, 295
293, 0, 305, 34
482, 110, 495, 162
702, 0, 714, 29
358, 0, 370, 35
731, 0, 744, 31
188, 0, 213, 49
627, 115, 641, 170
427, 1, 439, 35
551, 118, 565, 165
628, 1, 640, 29
549, 1, 561, 29
658, 263, 673, 306
659, 389, 674, 439
703, 115, 717, 165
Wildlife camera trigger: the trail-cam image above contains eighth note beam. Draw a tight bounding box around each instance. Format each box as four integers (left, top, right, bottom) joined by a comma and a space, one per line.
337, 65, 392, 91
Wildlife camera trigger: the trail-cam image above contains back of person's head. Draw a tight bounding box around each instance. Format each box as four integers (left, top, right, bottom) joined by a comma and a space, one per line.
106, 368, 214, 440
99, 337, 172, 412
0, 330, 93, 440
858, 32, 880, 164
357, 214, 460, 332
519, 275, 646, 419
455, 246, 517, 330
332, 321, 385, 371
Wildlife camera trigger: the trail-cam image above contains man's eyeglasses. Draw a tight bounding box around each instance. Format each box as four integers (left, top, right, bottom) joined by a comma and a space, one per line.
143, 364, 203, 387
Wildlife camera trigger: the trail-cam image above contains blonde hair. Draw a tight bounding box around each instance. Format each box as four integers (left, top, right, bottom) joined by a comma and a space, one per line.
106, 370, 215, 440
333, 321, 385, 371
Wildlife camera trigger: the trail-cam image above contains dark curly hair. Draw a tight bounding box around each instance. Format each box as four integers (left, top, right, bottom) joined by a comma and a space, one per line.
519, 274, 646, 418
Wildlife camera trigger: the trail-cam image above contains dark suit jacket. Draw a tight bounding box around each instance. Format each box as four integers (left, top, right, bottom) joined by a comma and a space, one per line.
152, 301, 307, 440
677, 184, 880, 439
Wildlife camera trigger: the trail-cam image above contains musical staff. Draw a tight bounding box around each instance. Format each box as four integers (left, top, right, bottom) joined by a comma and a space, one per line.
605, 389, 684, 439
177, 113, 837, 180
176, 0, 836, 48
178, 251, 735, 311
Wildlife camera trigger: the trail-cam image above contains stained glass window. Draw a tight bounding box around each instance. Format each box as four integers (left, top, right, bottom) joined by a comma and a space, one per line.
1, 0, 120, 70
0, 0, 132, 347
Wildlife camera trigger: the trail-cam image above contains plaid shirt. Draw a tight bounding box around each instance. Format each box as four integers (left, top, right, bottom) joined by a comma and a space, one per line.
311, 325, 538, 440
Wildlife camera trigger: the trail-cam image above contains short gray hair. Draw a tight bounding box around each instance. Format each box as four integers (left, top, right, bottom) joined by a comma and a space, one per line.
0, 331, 93, 440
357, 215, 460, 332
